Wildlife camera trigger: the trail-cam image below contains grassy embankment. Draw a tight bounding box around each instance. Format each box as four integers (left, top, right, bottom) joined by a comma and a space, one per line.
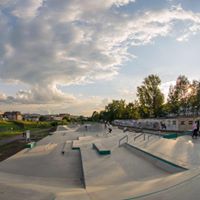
0, 120, 56, 161
0, 120, 52, 139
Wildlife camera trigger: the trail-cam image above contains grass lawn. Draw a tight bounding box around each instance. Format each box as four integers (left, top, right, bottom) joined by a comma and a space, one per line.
0, 119, 59, 162
0, 140, 26, 161
0, 131, 22, 140
0, 127, 56, 162
0, 120, 53, 139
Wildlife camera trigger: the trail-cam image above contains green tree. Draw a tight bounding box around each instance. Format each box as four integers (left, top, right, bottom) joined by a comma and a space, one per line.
189, 80, 200, 115
167, 75, 190, 115
124, 101, 140, 119
195, 82, 200, 115
51, 121, 58, 127
91, 111, 100, 121
99, 110, 110, 121
137, 74, 164, 118
39, 115, 48, 121
159, 103, 171, 117
104, 99, 126, 121
63, 115, 71, 122
167, 85, 180, 115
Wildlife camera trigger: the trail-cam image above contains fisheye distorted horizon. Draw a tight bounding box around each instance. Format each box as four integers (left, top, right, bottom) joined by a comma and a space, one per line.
1, 0, 200, 115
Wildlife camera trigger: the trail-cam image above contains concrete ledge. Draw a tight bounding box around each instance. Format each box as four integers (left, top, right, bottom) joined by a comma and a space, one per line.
92, 143, 111, 155
125, 143, 188, 173
72, 140, 80, 150
78, 136, 94, 140
79, 149, 86, 188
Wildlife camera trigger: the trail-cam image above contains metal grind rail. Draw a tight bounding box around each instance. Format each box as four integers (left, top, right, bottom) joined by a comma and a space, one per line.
119, 132, 147, 147
119, 135, 129, 147
134, 132, 146, 141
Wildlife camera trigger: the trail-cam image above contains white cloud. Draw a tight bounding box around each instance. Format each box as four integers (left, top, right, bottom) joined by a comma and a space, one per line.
160, 80, 176, 101
0, 84, 75, 104
0, 0, 10, 6
177, 23, 200, 42
0, 92, 108, 116
11, 0, 43, 19
0, 92, 7, 100
1, 1, 200, 113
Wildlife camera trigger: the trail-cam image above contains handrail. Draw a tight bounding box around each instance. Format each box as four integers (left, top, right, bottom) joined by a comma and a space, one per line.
150, 131, 162, 138
134, 132, 145, 141
147, 134, 154, 140
142, 129, 162, 138
119, 135, 128, 147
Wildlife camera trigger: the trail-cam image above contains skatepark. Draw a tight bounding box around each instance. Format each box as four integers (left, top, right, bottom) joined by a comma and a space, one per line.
1, 123, 200, 200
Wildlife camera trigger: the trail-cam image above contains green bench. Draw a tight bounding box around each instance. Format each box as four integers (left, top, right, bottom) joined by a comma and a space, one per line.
163, 133, 178, 139
26, 142, 36, 148
92, 143, 111, 155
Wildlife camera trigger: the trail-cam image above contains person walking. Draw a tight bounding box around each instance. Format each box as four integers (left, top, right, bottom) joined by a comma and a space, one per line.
196, 120, 200, 136
26, 130, 31, 142
192, 121, 198, 139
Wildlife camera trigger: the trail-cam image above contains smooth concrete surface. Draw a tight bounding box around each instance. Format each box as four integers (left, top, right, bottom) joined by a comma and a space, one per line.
0, 125, 86, 199
86, 167, 200, 200
127, 133, 200, 169
0, 183, 55, 200
1, 124, 200, 199
124, 143, 186, 173
81, 143, 169, 187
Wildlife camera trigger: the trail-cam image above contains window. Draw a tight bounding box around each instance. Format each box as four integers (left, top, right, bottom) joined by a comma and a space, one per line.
188, 121, 193, 125
172, 121, 176, 125
180, 121, 185, 125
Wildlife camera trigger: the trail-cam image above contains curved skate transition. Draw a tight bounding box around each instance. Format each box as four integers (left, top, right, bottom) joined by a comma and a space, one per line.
1, 124, 200, 200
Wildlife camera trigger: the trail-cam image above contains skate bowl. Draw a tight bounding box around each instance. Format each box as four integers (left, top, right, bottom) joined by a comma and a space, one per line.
76, 123, 104, 133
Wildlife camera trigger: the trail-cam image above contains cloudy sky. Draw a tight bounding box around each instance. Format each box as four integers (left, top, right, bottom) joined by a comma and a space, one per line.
0, 0, 200, 116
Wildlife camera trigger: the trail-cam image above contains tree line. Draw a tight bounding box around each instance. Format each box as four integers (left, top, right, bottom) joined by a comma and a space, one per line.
90, 74, 200, 122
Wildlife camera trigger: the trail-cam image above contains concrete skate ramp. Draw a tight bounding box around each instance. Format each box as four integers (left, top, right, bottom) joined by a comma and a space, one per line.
124, 143, 187, 173
0, 132, 84, 188
56, 125, 69, 131
0, 183, 55, 200
127, 135, 200, 169
86, 167, 200, 200
0, 151, 83, 187
2, 125, 200, 200
76, 123, 104, 133
81, 145, 169, 187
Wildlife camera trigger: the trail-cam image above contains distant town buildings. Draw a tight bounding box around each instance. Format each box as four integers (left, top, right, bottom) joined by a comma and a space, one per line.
51, 116, 63, 121
3, 111, 23, 121
0, 111, 3, 120
0, 111, 74, 122
23, 114, 40, 122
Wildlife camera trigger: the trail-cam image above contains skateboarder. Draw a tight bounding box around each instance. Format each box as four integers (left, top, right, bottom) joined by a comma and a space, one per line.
108, 124, 112, 134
